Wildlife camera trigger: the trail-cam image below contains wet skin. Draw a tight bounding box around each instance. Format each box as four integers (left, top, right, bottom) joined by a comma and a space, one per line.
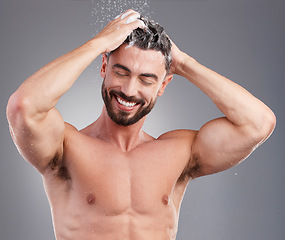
7, 9, 276, 240
42, 45, 196, 240
44, 124, 196, 240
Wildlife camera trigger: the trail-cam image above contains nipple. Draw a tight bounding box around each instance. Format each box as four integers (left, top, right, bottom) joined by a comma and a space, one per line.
87, 193, 96, 205
162, 194, 169, 205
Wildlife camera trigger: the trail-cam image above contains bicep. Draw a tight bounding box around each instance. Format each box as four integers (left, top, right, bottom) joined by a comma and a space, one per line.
191, 117, 259, 177
8, 106, 65, 174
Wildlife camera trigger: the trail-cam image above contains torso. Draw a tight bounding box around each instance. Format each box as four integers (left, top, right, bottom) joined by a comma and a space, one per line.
43, 123, 197, 240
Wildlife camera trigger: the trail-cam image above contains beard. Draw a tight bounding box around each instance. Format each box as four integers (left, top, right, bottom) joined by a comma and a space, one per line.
101, 81, 157, 126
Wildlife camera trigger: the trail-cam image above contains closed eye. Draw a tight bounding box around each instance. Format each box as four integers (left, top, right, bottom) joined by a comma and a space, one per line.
115, 71, 129, 77
139, 73, 158, 86
112, 64, 131, 77
140, 78, 153, 85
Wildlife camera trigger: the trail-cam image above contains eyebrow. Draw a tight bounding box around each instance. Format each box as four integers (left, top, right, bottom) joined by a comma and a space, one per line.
112, 63, 158, 81
112, 64, 131, 73
140, 73, 158, 80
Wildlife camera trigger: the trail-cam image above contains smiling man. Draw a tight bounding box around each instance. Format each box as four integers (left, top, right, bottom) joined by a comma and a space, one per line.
102, 46, 170, 127
6, 9, 275, 240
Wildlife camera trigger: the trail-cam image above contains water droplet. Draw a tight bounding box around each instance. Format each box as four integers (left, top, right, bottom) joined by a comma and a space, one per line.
90, 0, 154, 36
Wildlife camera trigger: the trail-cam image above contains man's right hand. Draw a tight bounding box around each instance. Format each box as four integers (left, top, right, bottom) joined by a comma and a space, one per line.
6, 9, 145, 175
92, 9, 145, 54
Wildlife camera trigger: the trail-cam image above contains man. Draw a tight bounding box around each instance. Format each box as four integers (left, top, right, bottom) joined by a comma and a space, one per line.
6, 9, 275, 240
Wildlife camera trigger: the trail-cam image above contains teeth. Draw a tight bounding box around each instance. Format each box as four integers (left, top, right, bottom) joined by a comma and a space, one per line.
117, 96, 136, 107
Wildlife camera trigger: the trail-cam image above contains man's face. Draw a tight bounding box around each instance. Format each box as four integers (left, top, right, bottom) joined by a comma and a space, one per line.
100, 44, 172, 126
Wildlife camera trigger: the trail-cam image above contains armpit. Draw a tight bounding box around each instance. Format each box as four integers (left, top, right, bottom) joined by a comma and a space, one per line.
178, 153, 200, 182
48, 153, 71, 181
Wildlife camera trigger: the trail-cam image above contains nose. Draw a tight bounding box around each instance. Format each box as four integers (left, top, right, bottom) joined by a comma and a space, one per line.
120, 77, 139, 98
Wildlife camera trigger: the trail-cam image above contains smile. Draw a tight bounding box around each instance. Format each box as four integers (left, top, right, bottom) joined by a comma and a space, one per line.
116, 96, 137, 107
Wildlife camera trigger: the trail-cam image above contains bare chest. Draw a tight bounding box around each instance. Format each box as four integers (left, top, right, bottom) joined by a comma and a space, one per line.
45, 136, 189, 219
70, 145, 183, 212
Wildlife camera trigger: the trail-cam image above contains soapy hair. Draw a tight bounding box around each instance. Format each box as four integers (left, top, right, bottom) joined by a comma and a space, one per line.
107, 17, 172, 73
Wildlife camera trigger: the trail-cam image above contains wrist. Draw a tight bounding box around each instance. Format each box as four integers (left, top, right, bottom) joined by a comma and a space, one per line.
174, 52, 197, 77
84, 37, 107, 55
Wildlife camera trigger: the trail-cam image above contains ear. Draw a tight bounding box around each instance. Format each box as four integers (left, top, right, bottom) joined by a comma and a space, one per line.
100, 54, 108, 79
158, 74, 173, 96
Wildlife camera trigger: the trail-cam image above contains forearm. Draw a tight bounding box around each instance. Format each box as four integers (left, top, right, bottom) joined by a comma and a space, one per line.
177, 54, 275, 132
10, 10, 145, 120
13, 38, 103, 117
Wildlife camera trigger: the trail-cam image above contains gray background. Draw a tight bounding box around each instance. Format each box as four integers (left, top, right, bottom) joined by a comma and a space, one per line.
1, 0, 284, 239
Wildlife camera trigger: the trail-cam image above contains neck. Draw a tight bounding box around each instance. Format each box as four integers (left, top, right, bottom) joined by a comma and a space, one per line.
92, 107, 149, 152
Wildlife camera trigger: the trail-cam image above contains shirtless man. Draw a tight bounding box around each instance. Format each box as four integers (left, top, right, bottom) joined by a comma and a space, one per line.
6, 9, 276, 240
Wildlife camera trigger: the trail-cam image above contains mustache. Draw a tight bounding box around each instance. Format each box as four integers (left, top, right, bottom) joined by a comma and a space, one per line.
109, 89, 145, 105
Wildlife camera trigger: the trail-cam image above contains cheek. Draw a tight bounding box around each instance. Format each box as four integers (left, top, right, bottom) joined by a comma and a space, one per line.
104, 72, 119, 88
143, 89, 159, 103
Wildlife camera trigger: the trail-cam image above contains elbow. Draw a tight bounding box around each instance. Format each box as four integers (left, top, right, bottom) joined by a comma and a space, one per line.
6, 91, 32, 126
265, 109, 276, 137
255, 108, 276, 144
7, 92, 22, 124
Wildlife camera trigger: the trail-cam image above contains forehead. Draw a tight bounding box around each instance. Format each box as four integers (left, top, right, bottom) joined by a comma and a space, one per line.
109, 44, 166, 78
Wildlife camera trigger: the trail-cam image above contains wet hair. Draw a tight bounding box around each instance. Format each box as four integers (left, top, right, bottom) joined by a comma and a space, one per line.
107, 17, 172, 73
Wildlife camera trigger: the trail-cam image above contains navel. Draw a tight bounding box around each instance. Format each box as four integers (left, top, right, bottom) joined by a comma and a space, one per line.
162, 194, 169, 205
87, 193, 96, 205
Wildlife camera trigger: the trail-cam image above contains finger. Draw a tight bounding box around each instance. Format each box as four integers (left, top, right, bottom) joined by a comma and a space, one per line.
114, 9, 134, 20
123, 12, 142, 26
121, 9, 138, 19
125, 15, 138, 24
127, 18, 146, 30
124, 12, 140, 23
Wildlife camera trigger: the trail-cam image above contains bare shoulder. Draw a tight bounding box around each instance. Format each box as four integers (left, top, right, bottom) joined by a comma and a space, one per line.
158, 129, 200, 182
63, 122, 84, 140
158, 129, 198, 142
62, 122, 82, 144
64, 122, 78, 132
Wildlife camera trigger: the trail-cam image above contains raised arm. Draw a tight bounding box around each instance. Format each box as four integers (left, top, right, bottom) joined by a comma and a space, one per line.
6, 10, 145, 174
170, 41, 276, 178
